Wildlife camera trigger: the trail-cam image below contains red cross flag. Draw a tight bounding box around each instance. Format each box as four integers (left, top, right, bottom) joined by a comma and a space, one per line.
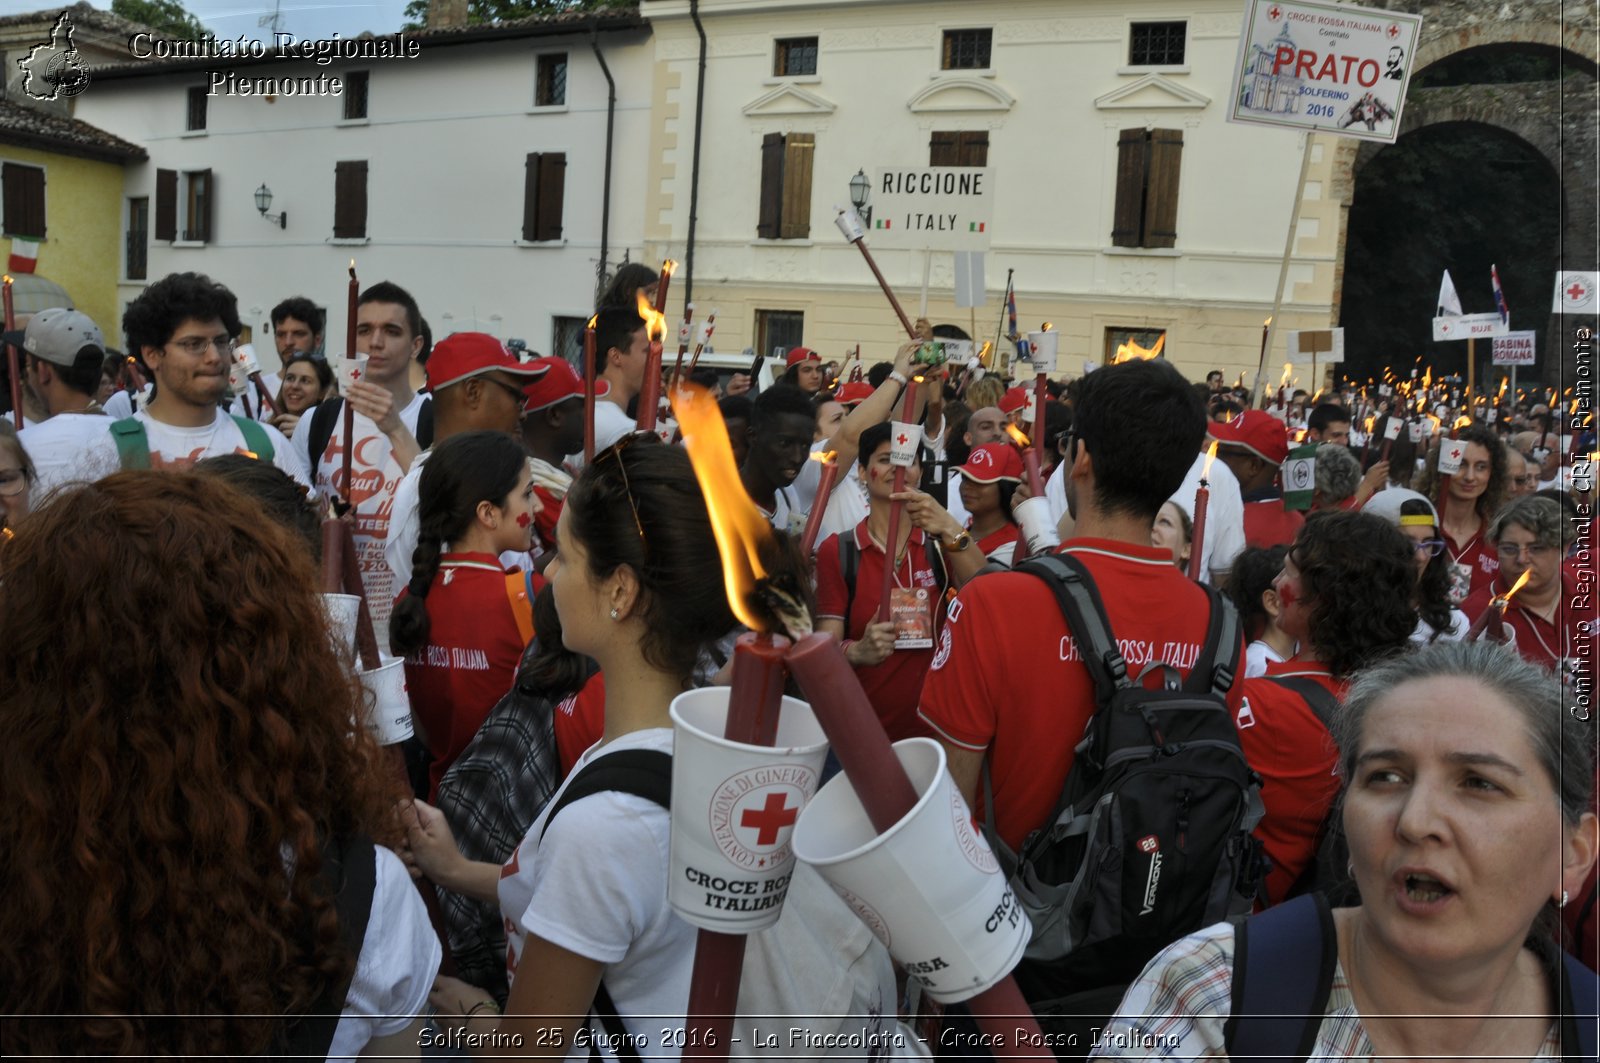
1553, 271, 1599, 314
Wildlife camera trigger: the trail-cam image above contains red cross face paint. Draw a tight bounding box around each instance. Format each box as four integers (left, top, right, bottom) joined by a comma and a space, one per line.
516, 512, 532, 529
1272, 554, 1313, 645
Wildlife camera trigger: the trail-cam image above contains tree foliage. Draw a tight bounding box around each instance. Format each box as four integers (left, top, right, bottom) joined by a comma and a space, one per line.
402, 0, 632, 32
111, 0, 205, 39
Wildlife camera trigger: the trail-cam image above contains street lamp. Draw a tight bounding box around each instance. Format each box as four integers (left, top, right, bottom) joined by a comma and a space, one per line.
848, 168, 872, 227
254, 183, 286, 229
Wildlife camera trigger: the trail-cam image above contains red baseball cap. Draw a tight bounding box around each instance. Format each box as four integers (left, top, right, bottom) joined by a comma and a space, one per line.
1208, 409, 1289, 464
836, 381, 874, 406
521, 356, 609, 413
957, 442, 1025, 484
998, 387, 1029, 415
784, 346, 821, 368
425, 332, 546, 392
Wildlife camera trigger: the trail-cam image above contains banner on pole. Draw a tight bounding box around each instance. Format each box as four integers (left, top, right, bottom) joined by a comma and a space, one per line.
867, 168, 994, 251
1491, 331, 1536, 366
1282, 443, 1318, 510
1287, 328, 1345, 364
953, 251, 986, 308
1432, 313, 1509, 341
1228, 0, 1424, 144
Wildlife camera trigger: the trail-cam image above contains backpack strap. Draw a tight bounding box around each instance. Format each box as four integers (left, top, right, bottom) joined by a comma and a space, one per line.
1559, 949, 1598, 1063
416, 395, 434, 450
1185, 586, 1241, 698
1016, 552, 1131, 698
838, 534, 860, 629
307, 397, 341, 475
505, 571, 536, 646
1223, 892, 1337, 1063
230, 414, 275, 462
109, 416, 151, 470
537, 748, 671, 1063
1267, 676, 1340, 731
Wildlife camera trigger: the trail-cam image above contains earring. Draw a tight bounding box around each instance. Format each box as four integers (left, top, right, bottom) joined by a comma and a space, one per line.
609, 608, 620, 621
1561, 890, 1570, 909
1347, 862, 1355, 879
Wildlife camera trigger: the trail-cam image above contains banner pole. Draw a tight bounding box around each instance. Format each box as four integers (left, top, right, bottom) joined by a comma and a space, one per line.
1254, 133, 1315, 407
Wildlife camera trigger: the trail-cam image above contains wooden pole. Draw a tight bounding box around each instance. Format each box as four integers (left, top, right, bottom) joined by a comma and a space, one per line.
1253, 134, 1315, 408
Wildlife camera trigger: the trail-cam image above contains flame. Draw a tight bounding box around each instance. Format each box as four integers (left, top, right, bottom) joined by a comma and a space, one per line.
669, 384, 772, 631
1364, 415, 1376, 433
1279, 362, 1293, 387
1004, 423, 1031, 448
1041, 321, 1053, 332
636, 292, 667, 343
1264, 317, 1273, 327
1427, 414, 1442, 434
976, 340, 993, 367
812, 450, 837, 466
1, 526, 12, 541
661, 258, 678, 278
586, 313, 598, 330
1113, 334, 1166, 364
1201, 439, 1219, 480
1497, 378, 1508, 400
1499, 568, 1532, 605
1, 274, 11, 285
1422, 368, 1432, 392
1454, 414, 1472, 430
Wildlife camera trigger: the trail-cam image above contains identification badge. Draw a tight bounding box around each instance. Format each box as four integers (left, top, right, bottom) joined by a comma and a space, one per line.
1447, 560, 1472, 605
890, 586, 935, 649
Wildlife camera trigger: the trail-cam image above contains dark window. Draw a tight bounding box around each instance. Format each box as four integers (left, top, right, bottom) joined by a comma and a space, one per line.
334, 160, 367, 239
1, 163, 45, 238
186, 85, 207, 131
755, 309, 805, 361
929, 130, 989, 167
522, 151, 566, 241
343, 70, 369, 119
942, 28, 992, 70
536, 53, 567, 106
756, 132, 813, 240
182, 169, 211, 242
1129, 22, 1187, 66
774, 37, 818, 77
155, 169, 177, 241
551, 314, 585, 368
126, 197, 148, 280
1111, 128, 1183, 249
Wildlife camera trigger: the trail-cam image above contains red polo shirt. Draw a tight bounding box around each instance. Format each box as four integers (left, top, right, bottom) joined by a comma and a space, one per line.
919, 538, 1244, 853
399, 553, 537, 798
1243, 500, 1304, 550
815, 522, 944, 743
554, 671, 606, 778
1461, 571, 1590, 674
1237, 660, 1343, 906
1442, 524, 1500, 605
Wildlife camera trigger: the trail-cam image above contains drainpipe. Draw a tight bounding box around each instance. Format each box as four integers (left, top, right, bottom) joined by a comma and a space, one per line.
591, 23, 616, 306
683, 0, 708, 306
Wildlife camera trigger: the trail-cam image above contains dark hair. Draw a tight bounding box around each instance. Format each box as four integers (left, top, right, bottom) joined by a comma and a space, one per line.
1226, 544, 1288, 642
1211, 398, 1246, 421
1400, 498, 1454, 639
30, 343, 105, 397
270, 296, 325, 336
518, 582, 591, 699
1289, 511, 1417, 678
1414, 424, 1507, 520
717, 394, 753, 424
389, 431, 528, 657
122, 272, 242, 362
357, 281, 422, 339
598, 262, 660, 309
564, 437, 737, 683
1073, 359, 1205, 521
688, 367, 720, 391
101, 350, 125, 383
750, 383, 817, 433
595, 306, 646, 360
417, 316, 433, 365
930, 323, 971, 340
1308, 403, 1351, 434
193, 454, 322, 561
1042, 402, 1073, 456
866, 361, 894, 388
276, 352, 333, 404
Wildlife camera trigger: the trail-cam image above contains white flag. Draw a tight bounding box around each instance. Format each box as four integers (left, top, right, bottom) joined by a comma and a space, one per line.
1437, 270, 1463, 317
1553, 271, 1600, 314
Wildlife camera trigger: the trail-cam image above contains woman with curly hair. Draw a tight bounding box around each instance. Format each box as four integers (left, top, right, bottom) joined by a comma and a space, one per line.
0, 471, 439, 1058
1413, 423, 1507, 604
267, 351, 335, 440
1362, 487, 1469, 642
1236, 509, 1418, 905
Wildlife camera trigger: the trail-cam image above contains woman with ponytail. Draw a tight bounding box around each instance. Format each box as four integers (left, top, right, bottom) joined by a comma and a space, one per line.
391, 429, 540, 799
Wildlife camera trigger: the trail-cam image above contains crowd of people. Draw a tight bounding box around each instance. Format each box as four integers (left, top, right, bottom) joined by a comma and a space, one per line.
1, 265, 1594, 1061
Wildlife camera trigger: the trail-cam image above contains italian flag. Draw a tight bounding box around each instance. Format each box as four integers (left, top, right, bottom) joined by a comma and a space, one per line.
969, 222, 986, 232
8, 237, 39, 274
875, 218, 892, 229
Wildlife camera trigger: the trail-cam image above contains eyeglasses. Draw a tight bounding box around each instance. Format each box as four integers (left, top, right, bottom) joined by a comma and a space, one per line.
0, 469, 29, 497
1411, 538, 1445, 557
168, 334, 236, 358
1512, 475, 1539, 487
1496, 541, 1557, 561
480, 375, 528, 408
596, 433, 648, 557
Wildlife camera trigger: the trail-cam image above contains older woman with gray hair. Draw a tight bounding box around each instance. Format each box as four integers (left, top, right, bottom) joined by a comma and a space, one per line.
1091, 640, 1598, 1060
1462, 495, 1590, 677
1311, 442, 1361, 511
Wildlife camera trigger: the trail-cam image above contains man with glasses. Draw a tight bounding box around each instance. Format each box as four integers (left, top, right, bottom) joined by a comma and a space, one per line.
1463, 495, 1590, 676
87, 272, 308, 484
1505, 449, 1540, 499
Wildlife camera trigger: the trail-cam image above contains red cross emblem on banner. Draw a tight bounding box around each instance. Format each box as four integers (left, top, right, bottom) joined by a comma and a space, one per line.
1569, 280, 1590, 302
739, 792, 798, 846
1267, 4, 1282, 20
1387, 23, 1401, 39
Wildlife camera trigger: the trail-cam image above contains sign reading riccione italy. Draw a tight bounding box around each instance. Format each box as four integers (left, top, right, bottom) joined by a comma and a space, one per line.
868, 168, 994, 252
1228, 0, 1424, 144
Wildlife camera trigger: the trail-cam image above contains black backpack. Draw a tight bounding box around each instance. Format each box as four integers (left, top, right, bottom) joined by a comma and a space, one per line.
999, 553, 1263, 1051
305, 394, 433, 475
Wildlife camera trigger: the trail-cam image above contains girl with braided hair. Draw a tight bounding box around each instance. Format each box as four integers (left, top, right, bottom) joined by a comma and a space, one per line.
390, 429, 540, 799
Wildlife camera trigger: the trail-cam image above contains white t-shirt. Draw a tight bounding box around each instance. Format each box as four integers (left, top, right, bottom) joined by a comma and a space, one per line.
229, 371, 282, 422
294, 393, 426, 648
812, 465, 868, 550
80, 408, 307, 486
1044, 457, 1069, 528
326, 845, 441, 1061
385, 448, 534, 588
1171, 449, 1247, 585
498, 728, 693, 1061
18, 412, 120, 499
945, 475, 970, 529
103, 389, 134, 420
1244, 639, 1288, 679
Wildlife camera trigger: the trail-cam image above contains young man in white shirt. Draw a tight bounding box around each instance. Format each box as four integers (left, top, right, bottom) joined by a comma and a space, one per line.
576, 305, 649, 462
84, 272, 307, 485
14, 308, 121, 498
230, 295, 324, 424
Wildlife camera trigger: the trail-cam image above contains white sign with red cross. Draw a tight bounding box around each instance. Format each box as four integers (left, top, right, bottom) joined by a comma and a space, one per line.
1553, 272, 1600, 314
1438, 438, 1467, 475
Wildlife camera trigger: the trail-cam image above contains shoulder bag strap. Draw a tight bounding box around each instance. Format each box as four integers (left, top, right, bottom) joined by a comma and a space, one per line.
1016, 552, 1130, 699
839, 534, 859, 629
307, 397, 342, 475
1268, 677, 1340, 731
1224, 892, 1337, 1063
109, 417, 151, 471
230, 414, 275, 462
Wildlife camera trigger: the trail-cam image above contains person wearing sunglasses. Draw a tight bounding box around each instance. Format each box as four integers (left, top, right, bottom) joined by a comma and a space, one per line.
1463, 496, 1592, 678
1362, 488, 1470, 643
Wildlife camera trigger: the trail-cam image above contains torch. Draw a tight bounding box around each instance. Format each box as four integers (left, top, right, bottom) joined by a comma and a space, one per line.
583, 314, 598, 463
686, 310, 718, 379
3, 275, 18, 430
798, 451, 841, 556
1005, 423, 1058, 558
670, 302, 695, 390
878, 376, 924, 622
834, 207, 917, 339
635, 294, 669, 433
1026, 325, 1056, 458
342, 261, 358, 509
1465, 569, 1531, 643
1187, 441, 1219, 582
653, 258, 676, 318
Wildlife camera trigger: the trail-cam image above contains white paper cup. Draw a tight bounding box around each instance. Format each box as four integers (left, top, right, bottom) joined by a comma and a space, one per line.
1014, 495, 1060, 557
792, 738, 1028, 1004
358, 654, 414, 746
889, 421, 920, 467
227, 361, 250, 398
1027, 330, 1059, 367
834, 206, 866, 243
1437, 439, 1466, 475
323, 592, 361, 666
337, 354, 370, 391
234, 343, 262, 376
667, 687, 830, 932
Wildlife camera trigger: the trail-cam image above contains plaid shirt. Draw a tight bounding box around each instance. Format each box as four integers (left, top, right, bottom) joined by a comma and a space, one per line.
1090, 921, 1561, 1060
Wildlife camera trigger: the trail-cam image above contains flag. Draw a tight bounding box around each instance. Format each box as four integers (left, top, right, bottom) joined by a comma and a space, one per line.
1491, 263, 1509, 326
1437, 270, 1462, 317
7, 237, 39, 274
1006, 279, 1031, 361
1282, 443, 1318, 511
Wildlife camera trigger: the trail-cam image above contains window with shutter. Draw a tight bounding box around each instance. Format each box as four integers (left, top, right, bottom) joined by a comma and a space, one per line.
2, 163, 45, 238
343, 71, 369, 120
757, 132, 785, 239
536, 53, 567, 106
186, 85, 207, 131
155, 169, 177, 241
774, 37, 818, 77
183, 169, 211, 242
930, 131, 988, 167
126, 197, 148, 280
779, 133, 813, 239
334, 160, 368, 239
522, 152, 566, 242
1111, 128, 1183, 248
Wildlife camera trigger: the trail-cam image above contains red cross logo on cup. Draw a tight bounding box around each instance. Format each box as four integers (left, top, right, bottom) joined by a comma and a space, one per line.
896, 432, 909, 446
349, 367, 362, 381
739, 792, 798, 846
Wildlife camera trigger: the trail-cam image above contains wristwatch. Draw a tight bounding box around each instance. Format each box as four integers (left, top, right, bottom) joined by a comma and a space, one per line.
944, 530, 974, 553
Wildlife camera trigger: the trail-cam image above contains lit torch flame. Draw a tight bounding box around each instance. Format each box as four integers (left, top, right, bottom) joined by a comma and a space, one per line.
1113, 334, 1166, 364
1201, 439, 1219, 481
976, 340, 993, 367
1004, 423, 1031, 448
636, 292, 667, 344
1364, 415, 1376, 434
1497, 378, 1508, 401
1279, 362, 1293, 387
1454, 414, 1472, 430
1422, 368, 1432, 392
2, 274, 11, 286
812, 449, 837, 466
1497, 568, 1532, 607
